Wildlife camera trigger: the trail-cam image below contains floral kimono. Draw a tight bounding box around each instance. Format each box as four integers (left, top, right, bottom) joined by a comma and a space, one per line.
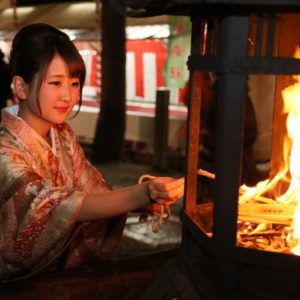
0, 106, 125, 282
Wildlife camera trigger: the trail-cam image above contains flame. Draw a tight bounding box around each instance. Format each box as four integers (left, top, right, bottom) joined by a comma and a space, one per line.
239, 47, 300, 254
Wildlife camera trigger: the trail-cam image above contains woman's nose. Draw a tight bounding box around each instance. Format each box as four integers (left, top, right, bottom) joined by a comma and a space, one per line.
61, 85, 72, 102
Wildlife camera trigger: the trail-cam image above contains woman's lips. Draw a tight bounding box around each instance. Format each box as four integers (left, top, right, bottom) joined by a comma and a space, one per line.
55, 107, 69, 113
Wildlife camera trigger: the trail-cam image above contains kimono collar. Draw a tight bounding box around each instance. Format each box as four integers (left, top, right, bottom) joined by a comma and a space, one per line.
1, 105, 56, 154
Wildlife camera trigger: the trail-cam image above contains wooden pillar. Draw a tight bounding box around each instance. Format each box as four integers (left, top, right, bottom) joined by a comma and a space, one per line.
153, 90, 169, 170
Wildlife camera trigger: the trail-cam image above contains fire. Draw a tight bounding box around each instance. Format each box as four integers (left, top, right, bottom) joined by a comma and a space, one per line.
238, 47, 300, 255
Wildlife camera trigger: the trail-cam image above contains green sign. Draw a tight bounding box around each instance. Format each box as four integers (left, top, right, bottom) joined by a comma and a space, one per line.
164, 16, 191, 88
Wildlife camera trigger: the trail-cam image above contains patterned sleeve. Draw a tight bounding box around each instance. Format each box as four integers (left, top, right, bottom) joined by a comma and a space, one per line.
62, 124, 112, 193
0, 150, 87, 281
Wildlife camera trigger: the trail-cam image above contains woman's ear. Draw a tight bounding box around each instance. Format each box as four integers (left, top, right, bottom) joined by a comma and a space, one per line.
12, 76, 28, 100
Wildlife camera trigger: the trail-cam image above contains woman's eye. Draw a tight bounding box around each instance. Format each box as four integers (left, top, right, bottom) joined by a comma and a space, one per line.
72, 81, 80, 87
49, 81, 60, 86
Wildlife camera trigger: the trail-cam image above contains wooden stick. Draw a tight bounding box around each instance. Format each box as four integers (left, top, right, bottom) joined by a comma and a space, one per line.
238, 203, 295, 225
197, 168, 216, 179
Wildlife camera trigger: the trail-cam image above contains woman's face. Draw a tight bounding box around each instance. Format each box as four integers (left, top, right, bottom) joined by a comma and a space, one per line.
20, 54, 81, 137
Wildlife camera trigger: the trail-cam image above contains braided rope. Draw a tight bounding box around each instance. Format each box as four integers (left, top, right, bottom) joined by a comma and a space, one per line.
137, 168, 215, 233
138, 174, 170, 233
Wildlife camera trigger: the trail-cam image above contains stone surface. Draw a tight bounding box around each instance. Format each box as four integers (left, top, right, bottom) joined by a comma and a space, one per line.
96, 160, 185, 258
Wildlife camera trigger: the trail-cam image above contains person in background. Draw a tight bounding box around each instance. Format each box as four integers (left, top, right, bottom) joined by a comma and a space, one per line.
0, 23, 184, 282
0, 49, 12, 121
199, 73, 264, 186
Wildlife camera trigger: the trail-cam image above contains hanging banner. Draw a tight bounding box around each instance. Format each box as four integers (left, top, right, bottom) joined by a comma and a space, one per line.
164, 16, 191, 88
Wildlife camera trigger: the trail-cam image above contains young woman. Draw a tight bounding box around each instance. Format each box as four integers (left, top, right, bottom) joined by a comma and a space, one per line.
0, 23, 184, 282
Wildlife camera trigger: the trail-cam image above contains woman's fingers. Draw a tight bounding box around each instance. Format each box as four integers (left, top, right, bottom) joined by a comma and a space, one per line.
148, 177, 185, 202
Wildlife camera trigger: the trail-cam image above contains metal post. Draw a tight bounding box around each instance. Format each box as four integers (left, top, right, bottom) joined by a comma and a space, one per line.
213, 15, 249, 298
213, 14, 249, 250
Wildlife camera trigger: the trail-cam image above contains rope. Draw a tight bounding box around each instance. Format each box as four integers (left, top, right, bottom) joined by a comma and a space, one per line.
137, 168, 215, 233
138, 174, 170, 233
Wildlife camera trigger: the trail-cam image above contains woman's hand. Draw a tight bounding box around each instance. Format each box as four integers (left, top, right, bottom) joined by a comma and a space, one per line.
148, 177, 184, 205
78, 176, 184, 222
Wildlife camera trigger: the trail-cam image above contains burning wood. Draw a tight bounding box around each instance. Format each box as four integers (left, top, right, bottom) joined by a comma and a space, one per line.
195, 62, 300, 253
236, 221, 295, 253
196, 167, 298, 253
236, 195, 297, 253
235, 48, 300, 254
238, 202, 295, 225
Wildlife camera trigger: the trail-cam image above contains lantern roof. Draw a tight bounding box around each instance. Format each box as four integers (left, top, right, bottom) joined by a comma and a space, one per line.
111, 0, 300, 17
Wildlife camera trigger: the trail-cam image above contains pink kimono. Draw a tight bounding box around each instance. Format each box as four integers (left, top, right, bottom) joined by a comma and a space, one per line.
0, 107, 125, 282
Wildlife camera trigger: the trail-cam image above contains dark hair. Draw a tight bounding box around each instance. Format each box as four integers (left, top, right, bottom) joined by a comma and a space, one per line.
9, 23, 86, 115
0, 49, 5, 60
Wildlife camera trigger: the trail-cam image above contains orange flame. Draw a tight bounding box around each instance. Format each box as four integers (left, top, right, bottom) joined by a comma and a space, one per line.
239, 47, 300, 254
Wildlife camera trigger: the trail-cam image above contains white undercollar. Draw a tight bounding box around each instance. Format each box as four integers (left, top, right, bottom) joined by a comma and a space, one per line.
4, 105, 56, 154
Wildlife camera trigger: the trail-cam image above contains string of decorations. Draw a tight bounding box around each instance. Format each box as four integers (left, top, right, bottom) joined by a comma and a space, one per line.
94, 0, 100, 26
94, 0, 101, 97
10, 0, 18, 29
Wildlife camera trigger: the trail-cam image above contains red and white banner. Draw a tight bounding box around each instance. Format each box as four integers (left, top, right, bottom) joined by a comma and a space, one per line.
76, 39, 183, 104
126, 39, 167, 102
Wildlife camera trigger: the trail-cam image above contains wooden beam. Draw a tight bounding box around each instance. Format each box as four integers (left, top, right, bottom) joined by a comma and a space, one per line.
17, 0, 90, 6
